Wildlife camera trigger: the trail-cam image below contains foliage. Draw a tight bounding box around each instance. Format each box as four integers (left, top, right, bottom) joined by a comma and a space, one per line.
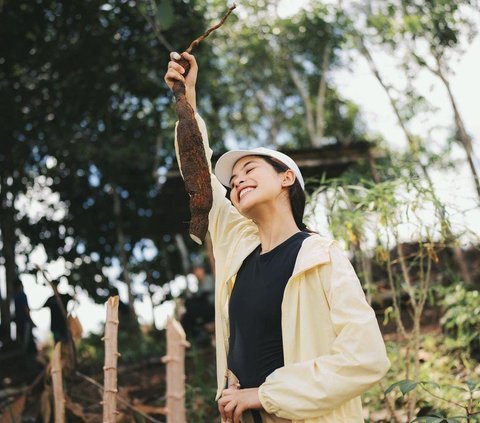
363, 335, 480, 421
0, 0, 214, 316
315, 152, 480, 420
437, 284, 480, 357
77, 327, 166, 369
385, 378, 480, 422
185, 342, 218, 421
207, 0, 365, 148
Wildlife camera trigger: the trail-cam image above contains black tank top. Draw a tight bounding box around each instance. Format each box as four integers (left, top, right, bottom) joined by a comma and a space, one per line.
227, 231, 310, 387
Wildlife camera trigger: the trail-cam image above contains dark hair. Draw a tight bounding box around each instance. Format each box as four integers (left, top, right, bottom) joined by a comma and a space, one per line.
256, 155, 315, 233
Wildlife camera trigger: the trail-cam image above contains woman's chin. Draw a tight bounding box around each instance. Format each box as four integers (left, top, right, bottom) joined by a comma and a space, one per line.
236, 199, 257, 217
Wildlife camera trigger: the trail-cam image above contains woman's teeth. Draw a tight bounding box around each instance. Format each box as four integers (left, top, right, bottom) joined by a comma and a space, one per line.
239, 187, 255, 200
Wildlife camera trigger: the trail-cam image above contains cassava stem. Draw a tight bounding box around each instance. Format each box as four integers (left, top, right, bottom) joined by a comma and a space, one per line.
173, 4, 236, 244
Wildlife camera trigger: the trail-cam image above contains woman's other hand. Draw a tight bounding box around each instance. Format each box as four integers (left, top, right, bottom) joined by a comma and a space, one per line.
164, 51, 198, 112
218, 387, 263, 423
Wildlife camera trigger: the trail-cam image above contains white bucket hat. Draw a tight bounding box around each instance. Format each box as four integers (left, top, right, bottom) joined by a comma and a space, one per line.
214, 147, 305, 190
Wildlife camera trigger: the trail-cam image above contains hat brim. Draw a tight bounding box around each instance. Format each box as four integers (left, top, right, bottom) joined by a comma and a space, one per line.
214, 149, 273, 188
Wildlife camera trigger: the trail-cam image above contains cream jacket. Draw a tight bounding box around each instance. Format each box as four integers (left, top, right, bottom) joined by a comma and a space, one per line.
175, 114, 391, 423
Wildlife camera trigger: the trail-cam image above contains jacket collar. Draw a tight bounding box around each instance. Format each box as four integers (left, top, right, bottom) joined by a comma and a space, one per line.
222, 233, 332, 285
291, 234, 332, 277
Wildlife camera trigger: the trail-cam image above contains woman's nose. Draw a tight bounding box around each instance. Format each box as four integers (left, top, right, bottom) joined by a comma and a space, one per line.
234, 177, 246, 189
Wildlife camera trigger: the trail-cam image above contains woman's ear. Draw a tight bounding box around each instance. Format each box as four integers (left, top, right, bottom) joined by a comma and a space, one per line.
281, 169, 296, 188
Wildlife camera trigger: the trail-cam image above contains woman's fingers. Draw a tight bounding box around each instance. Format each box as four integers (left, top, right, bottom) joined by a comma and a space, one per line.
169, 51, 181, 61
164, 52, 186, 90
163, 68, 185, 87
181, 52, 197, 69
224, 399, 237, 422
233, 406, 244, 423
218, 401, 227, 422
168, 60, 185, 74
218, 394, 233, 422
217, 396, 231, 406
165, 51, 197, 108
180, 52, 198, 87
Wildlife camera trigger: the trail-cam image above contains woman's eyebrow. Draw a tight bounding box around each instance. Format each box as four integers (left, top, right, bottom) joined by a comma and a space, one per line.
229, 160, 256, 185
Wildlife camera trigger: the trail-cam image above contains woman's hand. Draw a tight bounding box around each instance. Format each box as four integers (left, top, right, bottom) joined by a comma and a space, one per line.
218, 387, 263, 423
164, 51, 198, 112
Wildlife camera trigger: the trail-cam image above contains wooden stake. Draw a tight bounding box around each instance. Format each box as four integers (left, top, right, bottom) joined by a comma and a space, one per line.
51, 342, 65, 423
162, 318, 190, 423
103, 296, 120, 423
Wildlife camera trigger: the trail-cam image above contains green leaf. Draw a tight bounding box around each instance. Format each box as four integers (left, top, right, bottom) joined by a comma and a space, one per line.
465, 380, 479, 392
442, 384, 468, 393
411, 417, 442, 422
399, 379, 418, 395
156, 0, 174, 31
419, 381, 441, 390
384, 379, 417, 396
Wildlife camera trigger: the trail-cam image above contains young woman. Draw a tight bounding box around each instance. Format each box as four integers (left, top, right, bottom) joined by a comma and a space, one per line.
165, 52, 390, 423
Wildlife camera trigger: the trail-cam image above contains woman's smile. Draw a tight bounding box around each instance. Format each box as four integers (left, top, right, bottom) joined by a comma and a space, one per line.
238, 186, 256, 201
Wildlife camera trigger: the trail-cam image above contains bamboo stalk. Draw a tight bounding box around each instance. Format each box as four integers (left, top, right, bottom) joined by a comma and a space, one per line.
51, 342, 65, 423
162, 318, 190, 423
102, 296, 120, 423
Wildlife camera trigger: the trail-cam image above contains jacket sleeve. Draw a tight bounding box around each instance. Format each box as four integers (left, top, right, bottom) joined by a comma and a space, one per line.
174, 114, 255, 256
258, 242, 391, 420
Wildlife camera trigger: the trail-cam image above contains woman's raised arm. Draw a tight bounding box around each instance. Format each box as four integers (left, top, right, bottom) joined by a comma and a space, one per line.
165, 53, 256, 261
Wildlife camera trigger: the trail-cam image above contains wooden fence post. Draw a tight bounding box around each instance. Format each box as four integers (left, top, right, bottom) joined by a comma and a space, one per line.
103, 296, 120, 423
162, 318, 190, 423
51, 342, 65, 423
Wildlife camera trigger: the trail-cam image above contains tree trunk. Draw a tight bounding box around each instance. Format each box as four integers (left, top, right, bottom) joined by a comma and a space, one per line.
255, 89, 281, 147
286, 41, 331, 149
174, 234, 190, 276
314, 42, 331, 147
287, 63, 317, 144
112, 188, 137, 323
0, 197, 16, 345
435, 58, 480, 202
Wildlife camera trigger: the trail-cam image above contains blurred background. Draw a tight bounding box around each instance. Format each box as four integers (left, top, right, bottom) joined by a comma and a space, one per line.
0, 0, 479, 421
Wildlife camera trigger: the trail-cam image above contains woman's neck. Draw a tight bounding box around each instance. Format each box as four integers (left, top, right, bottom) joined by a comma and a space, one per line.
253, 209, 300, 254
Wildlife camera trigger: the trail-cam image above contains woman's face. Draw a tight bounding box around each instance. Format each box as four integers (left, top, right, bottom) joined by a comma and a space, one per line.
229, 156, 292, 218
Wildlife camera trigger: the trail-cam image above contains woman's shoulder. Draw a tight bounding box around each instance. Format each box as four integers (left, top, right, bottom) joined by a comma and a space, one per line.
293, 234, 339, 274
302, 233, 339, 250
299, 234, 350, 265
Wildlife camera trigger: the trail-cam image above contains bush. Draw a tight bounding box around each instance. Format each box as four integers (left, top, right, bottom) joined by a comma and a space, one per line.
437, 283, 480, 360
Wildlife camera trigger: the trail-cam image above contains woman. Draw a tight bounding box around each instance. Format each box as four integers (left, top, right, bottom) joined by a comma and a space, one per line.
165, 52, 390, 423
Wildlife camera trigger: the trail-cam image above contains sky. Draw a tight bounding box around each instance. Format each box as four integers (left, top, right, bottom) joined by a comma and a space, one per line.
3, 0, 480, 343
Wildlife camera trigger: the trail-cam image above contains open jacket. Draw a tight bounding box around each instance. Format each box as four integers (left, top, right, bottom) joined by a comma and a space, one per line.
174, 114, 391, 423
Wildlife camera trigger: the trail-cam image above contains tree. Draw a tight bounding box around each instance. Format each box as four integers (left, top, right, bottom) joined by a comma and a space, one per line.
207, 0, 366, 150
0, 0, 214, 340
362, 0, 480, 200
348, 0, 475, 284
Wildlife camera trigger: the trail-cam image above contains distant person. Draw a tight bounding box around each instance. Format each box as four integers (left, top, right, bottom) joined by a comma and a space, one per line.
39, 290, 73, 344
192, 264, 215, 307
13, 280, 37, 354
181, 265, 215, 342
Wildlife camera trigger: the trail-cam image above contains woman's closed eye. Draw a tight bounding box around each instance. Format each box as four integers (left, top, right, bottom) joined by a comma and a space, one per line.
230, 167, 256, 189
